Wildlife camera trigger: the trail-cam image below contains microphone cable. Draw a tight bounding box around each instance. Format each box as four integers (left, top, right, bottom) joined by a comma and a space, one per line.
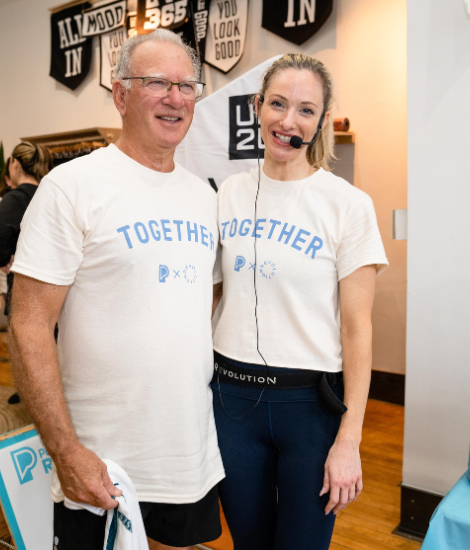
217, 103, 269, 420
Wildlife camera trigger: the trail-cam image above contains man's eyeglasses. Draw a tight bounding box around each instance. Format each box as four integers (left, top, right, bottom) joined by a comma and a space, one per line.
122, 77, 206, 100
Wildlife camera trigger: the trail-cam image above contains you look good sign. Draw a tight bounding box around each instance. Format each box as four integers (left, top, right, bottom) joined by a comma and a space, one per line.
100, 26, 128, 91
205, 0, 248, 73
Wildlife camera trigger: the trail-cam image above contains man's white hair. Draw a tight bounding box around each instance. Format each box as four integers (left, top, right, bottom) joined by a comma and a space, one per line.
116, 28, 201, 89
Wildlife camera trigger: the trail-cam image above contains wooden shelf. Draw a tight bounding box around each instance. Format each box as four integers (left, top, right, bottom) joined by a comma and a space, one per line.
334, 131, 355, 145
21, 127, 121, 148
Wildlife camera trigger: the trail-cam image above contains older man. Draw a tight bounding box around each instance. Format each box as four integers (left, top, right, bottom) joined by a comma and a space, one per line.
9, 29, 224, 550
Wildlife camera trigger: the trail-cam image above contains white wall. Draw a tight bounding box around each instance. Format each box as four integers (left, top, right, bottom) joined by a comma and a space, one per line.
0, 0, 122, 153
0, 0, 407, 374
403, 0, 470, 495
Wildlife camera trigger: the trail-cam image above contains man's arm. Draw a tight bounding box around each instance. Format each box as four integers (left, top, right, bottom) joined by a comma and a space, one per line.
9, 274, 120, 508
213, 282, 223, 317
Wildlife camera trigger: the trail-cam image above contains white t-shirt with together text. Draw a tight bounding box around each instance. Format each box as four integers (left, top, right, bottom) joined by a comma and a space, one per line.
13, 144, 225, 504
213, 166, 388, 372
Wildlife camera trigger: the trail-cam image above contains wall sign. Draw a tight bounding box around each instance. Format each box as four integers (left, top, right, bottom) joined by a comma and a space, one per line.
204, 0, 248, 73
50, 2, 93, 90
100, 26, 128, 91
135, 0, 190, 34
191, 0, 211, 60
134, 0, 211, 64
82, 0, 127, 37
262, 0, 333, 45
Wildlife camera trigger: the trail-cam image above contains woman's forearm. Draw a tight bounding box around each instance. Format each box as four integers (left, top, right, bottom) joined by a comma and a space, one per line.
336, 322, 372, 443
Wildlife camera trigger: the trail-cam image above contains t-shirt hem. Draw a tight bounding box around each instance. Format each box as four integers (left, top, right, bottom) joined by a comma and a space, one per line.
11, 264, 74, 286
337, 258, 389, 282
213, 346, 343, 372
51, 469, 226, 505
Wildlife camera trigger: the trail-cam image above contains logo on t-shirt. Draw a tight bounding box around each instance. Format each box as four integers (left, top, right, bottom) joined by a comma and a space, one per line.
159, 264, 198, 284
183, 264, 197, 284
260, 260, 276, 280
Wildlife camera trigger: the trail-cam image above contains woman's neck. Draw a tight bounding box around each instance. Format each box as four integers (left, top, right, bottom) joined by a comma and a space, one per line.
17, 175, 39, 186
262, 153, 317, 182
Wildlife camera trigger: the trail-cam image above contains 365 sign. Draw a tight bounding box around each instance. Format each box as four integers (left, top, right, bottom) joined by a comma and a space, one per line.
50, 2, 93, 90
262, 0, 333, 45
135, 0, 190, 34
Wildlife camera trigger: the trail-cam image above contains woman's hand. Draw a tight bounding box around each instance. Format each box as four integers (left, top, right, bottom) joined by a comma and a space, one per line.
320, 438, 363, 515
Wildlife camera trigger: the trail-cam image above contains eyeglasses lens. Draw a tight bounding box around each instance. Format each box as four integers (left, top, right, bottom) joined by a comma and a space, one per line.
143, 78, 203, 99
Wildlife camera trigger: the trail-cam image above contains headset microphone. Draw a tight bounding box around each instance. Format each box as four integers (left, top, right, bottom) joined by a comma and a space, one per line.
289, 110, 326, 149
289, 135, 312, 149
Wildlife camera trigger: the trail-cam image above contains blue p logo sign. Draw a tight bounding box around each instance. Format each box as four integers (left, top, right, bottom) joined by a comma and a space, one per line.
234, 256, 246, 272
159, 265, 169, 283
11, 447, 37, 484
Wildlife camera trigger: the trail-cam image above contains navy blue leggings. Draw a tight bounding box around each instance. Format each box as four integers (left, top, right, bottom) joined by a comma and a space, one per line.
211, 358, 343, 550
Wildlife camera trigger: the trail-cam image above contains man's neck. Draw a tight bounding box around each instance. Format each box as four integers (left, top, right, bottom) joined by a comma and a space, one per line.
115, 132, 175, 173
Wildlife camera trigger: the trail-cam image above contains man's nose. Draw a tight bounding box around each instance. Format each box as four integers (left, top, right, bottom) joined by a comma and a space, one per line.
162, 84, 185, 108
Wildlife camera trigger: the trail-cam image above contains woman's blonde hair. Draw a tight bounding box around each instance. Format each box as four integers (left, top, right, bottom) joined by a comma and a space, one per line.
258, 54, 336, 171
11, 141, 53, 182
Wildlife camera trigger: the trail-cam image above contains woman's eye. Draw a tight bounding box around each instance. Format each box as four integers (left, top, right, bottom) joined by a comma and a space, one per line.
302, 108, 314, 115
271, 101, 283, 108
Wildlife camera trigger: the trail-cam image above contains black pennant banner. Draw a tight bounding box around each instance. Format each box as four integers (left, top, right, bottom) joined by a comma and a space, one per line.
135, 0, 190, 34
262, 0, 333, 45
50, 3, 93, 91
135, 0, 211, 63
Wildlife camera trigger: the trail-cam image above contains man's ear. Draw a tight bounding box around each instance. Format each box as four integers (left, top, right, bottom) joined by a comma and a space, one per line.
113, 80, 127, 116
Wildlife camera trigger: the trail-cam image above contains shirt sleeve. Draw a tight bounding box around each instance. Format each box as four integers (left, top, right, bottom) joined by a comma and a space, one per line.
11, 178, 84, 286
336, 196, 389, 281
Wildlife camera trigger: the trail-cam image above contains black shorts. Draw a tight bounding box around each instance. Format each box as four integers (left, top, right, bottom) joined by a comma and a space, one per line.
53, 484, 221, 549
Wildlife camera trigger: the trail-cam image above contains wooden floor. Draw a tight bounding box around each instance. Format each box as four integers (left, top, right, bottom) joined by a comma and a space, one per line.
0, 332, 421, 549
203, 398, 422, 550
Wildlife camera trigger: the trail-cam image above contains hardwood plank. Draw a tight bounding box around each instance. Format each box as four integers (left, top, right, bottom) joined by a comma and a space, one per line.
0, 332, 13, 388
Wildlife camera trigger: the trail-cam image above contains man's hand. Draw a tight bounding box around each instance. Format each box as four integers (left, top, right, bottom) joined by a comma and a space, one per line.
320, 439, 363, 515
1, 255, 14, 274
55, 445, 122, 510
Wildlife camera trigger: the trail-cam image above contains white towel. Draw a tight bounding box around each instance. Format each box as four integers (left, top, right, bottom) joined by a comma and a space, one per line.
64, 459, 149, 550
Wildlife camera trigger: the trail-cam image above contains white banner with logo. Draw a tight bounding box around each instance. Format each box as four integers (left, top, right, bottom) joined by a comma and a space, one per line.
0, 426, 52, 549
175, 57, 281, 190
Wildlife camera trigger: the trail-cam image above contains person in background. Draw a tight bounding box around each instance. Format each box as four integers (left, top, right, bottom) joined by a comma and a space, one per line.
0, 157, 13, 308
0, 144, 52, 404
0, 143, 52, 315
9, 29, 224, 550
211, 54, 389, 550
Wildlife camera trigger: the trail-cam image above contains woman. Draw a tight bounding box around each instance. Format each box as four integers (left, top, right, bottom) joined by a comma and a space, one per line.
211, 54, 389, 550
0, 141, 52, 316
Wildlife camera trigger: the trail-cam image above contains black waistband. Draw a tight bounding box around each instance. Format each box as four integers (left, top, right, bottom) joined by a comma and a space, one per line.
212, 353, 343, 390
